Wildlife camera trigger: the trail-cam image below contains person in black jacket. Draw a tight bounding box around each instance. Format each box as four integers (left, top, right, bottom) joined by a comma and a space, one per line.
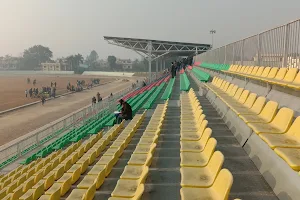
171, 62, 176, 78
117, 99, 133, 123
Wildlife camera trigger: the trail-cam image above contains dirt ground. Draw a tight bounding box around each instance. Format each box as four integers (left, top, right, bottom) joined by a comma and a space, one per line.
0, 75, 115, 112
0, 77, 141, 146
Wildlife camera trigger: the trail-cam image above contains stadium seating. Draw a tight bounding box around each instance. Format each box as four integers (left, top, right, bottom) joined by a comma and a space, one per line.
180, 89, 234, 200
205, 76, 300, 171
191, 68, 210, 82
143, 82, 166, 109
109, 101, 168, 199
199, 62, 231, 71
180, 72, 190, 91
161, 77, 175, 100
200, 63, 300, 90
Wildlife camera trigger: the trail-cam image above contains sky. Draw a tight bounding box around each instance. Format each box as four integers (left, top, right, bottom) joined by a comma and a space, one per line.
0, 0, 300, 60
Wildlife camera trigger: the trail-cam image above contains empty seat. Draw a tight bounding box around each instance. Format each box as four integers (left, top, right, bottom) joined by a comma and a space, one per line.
181, 151, 224, 188
180, 138, 217, 167
239, 101, 278, 123
180, 121, 208, 141
66, 182, 96, 200
274, 68, 298, 86
288, 71, 300, 89
180, 169, 233, 200
248, 107, 294, 134
181, 128, 212, 152
274, 148, 300, 170
260, 117, 300, 149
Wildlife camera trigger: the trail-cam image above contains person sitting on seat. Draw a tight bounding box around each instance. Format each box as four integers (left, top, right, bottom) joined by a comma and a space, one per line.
117, 99, 132, 123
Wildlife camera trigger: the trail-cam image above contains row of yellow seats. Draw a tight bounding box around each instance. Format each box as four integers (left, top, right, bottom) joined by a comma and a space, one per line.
109, 101, 168, 200
180, 89, 233, 200
18, 128, 106, 200
226, 65, 300, 89
64, 114, 146, 200
207, 77, 300, 171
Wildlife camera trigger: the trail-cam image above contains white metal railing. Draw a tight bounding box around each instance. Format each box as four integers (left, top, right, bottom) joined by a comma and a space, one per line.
0, 85, 135, 167
195, 19, 300, 68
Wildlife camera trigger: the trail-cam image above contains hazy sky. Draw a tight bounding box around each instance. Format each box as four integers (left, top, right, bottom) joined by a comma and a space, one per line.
1, 0, 300, 59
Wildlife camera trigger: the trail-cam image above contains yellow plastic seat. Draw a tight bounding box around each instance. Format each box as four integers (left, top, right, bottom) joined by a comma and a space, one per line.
120, 165, 146, 180
180, 169, 233, 200
180, 138, 217, 167
274, 148, 300, 170
260, 67, 271, 78
274, 68, 298, 86
140, 131, 160, 138
248, 107, 294, 134
19, 190, 34, 200
287, 71, 300, 89
111, 168, 148, 198
260, 67, 278, 80
181, 151, 224, 187
133, 143, 156, 154
96, 155, 116, 176
230, 92, 257, 112
259, 117, 300, 149
226, 90, 250, 108
180, 121, 208, 141
23, 177, 35, 192
138, 135, 158, 145
104, 147, 123, 158
52, 165, 64, 180
66, 182, 96, 200
46, 180, 71, 196
88, 165, 106, 175
266, 67, 288, 84
234, 96, 266, 115
181, 128, 212, 152
77, 169, 105, 189
239, 101, 278, 123
31, 180, 44, 200
108, 184, 144, 200
43, 172, 55, 190
127, 153, 153, 166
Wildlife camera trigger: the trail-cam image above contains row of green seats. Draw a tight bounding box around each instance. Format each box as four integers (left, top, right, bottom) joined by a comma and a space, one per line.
133, 87, 156, 112
200, 62, 231, 71
192, 68, 210, 82
180, 72, 190, 91
20, 109, 109, 165
161, 78, 175, 100
143, 82, 166, 109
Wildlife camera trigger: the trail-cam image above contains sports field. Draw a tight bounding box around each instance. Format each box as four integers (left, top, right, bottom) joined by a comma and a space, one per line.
0, 75, 115, 112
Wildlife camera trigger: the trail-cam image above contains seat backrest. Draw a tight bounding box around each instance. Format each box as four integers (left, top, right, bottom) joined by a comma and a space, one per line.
238, 66, 245, 73
217, 79, 223, 88
224, 84, 234, 93
238, 90, 250, 104
246, 66, 254, 74
219, 81, 227, 90
283, 68, 298, 83
242, 66, 249, 74
258, 101, 279, 122
261, 67, 271, 77
255, 67, 265, 76
250, 66, 259, 75
84, 182, 97, 200
221, 82, 230, 91
228, 85, 238, 96
267, 67, 279, 78
207, 151, 224, 178
250, 96, 266, 114
271, 107, 294, 132
243, 93, 257, 108
233, 88, 244, 100
198, 120, 208, 134
292, 71, 300, 85
274, 68, 287, 80
200, 128, 212, 146
212, 169, 233, 200
203, 138, 217, 158
287, 117, 300, 137
134, 184, 145, 199
236, 66, 242, 72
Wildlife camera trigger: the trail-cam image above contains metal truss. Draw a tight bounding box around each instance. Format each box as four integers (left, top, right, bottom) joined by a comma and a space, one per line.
104, 36, 211, 60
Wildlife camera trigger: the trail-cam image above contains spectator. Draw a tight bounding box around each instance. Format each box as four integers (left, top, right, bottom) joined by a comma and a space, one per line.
41, 96, 46, 105
92, 96, 97, 105
116, 99, 132, 123
97, 92, 102, 102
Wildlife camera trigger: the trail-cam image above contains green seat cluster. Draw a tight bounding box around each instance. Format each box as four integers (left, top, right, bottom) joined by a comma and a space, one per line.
200, 62, 231, 71
143, 82, 166, 109
192, 68, 210, 82
180, 72, 190, 91
161, 78, 175, 100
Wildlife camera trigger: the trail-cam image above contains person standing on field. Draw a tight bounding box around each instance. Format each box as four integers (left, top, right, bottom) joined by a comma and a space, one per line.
25, 89, 28, 97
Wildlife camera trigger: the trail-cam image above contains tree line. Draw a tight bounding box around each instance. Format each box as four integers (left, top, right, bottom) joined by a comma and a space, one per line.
0, 45, 192, 73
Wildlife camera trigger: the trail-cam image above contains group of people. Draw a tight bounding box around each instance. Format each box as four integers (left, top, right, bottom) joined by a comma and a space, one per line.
92, 92, 103, 105
170, 59, 188, 78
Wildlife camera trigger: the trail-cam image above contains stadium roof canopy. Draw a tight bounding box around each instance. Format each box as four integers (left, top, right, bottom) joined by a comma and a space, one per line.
104, 36, 211, 60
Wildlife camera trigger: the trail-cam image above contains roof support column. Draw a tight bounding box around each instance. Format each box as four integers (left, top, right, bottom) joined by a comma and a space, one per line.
163, 60, 166, 70
156, 59, 159, 80
147, 41, 153, 82
160, 59, 163, 72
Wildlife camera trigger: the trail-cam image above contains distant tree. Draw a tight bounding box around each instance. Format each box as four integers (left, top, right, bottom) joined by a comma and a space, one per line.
66, 54, 84, 73
107, 55, 117, 70
21, 45, 53, 70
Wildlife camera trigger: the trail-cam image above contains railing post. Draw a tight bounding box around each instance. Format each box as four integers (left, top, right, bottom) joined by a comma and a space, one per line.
241, 40, 245, 66
224, 45, 227, 64
282, 23, 290, 68
257, 33, 262, 66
